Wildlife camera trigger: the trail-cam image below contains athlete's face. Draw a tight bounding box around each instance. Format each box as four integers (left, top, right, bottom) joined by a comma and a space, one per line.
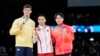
23, 8, 32, 16
55, 15, 64, 25
38, 16, 46, 25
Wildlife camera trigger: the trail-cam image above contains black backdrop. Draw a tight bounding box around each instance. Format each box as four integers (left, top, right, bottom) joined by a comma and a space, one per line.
0, 0, 100, 56
0, 0, 67, 56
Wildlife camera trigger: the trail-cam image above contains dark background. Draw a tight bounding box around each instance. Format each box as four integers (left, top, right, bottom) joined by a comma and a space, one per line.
0, 0, 100, 56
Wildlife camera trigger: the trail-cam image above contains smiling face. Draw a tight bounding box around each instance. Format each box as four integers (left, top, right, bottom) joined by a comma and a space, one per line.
23, 8, 32, 17
38, 16, 46, 26
23, 4, 32, 17
55, 15, 64, 25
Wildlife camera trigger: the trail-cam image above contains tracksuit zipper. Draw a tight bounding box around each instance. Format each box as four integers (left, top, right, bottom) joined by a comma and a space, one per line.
43, 28, 47, 52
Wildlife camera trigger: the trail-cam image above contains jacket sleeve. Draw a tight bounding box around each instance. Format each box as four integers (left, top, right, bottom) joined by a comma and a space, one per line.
32, 21, 37, 43
32, 20, 35, 31
9, 19, 21, 35
32, 32, 37, 44
51, 28, 56, 43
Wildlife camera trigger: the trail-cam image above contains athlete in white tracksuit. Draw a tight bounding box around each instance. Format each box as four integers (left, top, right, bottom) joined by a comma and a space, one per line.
34, 14, 54, 56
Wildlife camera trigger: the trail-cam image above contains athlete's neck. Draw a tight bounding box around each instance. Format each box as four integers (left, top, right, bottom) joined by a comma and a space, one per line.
23, 15, 30, 19
58, 23, 64, 27
39, 24, 46, 26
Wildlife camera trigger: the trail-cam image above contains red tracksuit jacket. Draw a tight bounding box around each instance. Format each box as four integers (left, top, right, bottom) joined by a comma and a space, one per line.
52, 24, 74, 55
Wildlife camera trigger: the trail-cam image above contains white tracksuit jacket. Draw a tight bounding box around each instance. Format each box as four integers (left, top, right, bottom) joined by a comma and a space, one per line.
36, 25, 53, 54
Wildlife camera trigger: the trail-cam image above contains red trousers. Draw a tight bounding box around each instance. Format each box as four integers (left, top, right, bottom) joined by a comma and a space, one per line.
38, 53, 53, 56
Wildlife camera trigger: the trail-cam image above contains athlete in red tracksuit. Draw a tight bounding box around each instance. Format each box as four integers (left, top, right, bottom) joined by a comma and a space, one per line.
35, 14, 54, 56
52, 13, 74, 56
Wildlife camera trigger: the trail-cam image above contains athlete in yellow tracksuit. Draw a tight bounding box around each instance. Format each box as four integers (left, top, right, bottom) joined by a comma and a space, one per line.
9, 4, 35, 56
